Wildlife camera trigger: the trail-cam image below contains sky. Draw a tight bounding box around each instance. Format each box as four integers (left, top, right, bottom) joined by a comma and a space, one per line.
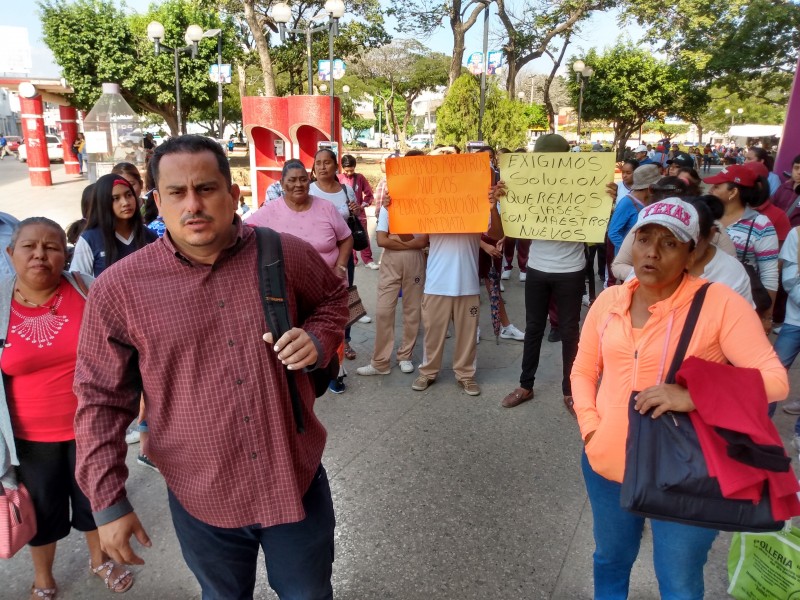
10, 0, 642, 80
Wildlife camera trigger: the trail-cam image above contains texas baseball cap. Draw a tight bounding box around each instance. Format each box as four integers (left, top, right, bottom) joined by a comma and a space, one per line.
702, 164, 757, 187
630, 197, 700, 244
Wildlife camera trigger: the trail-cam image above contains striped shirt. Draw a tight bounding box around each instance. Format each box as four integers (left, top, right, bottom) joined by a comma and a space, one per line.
726, 208, 779, 291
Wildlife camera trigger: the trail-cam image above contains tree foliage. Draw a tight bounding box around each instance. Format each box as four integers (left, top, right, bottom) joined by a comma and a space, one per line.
641, 122, 691, 142
387, 0, 490, 86
435, 74, 527, 149
567, 42, 709, 158
353, 40, 449, 148
623, 0, 800, 98
40, 0, 240, 135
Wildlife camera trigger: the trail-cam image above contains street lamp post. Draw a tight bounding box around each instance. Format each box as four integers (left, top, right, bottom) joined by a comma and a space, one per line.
272, 0, 344, 146
203, 28, 223, 138
725, 107, 744, 127
147, 21, 205, 135
572, 60, 593, 144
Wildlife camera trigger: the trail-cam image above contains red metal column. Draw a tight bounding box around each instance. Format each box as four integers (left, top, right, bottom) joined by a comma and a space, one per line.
20, 95, 52, 186
58, 105, 80, 175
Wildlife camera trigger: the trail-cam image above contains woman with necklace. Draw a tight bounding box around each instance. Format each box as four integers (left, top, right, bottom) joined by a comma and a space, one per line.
310, 148, 371, 361
246, 159, 353, 392
69, 173, 157, 278
0, 218, 135, 598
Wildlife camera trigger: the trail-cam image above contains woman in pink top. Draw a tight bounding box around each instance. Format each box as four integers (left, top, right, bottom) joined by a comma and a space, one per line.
246, 160, 353, 393
571, 198, 788, 599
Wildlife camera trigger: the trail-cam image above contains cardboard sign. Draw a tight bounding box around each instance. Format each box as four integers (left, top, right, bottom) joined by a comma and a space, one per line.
386, 153, 491, 234
497, 152, 616, 243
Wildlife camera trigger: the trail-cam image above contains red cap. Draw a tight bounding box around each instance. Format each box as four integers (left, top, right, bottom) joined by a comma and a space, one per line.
741, 160, 769, 179
702, 164, 758, 187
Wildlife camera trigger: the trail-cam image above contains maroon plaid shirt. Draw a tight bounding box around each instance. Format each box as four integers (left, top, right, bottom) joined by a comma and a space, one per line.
74, 220, 348, 528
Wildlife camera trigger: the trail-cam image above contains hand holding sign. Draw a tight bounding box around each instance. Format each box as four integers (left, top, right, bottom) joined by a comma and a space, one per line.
385, 153, 492, 234
497, 152, 615, 243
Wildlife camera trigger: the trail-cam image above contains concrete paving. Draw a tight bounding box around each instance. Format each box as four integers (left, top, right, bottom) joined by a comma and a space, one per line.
1, 160, 799, 599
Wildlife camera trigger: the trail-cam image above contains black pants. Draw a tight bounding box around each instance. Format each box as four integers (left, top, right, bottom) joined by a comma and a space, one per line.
520, 268, 585, 395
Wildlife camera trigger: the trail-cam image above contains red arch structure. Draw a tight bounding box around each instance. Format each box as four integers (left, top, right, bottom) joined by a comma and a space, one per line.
241, 95, 341, 206
0, 77, 79, 186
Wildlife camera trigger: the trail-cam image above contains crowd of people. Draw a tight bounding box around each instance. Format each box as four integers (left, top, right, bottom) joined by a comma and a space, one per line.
1, 132, 799, 599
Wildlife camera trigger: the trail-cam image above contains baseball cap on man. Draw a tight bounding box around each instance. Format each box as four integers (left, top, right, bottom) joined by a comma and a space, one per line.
634, 144, 648, 153
666, 152, 694, 168
702, 164, 757, 187
630, 197, 700, 244
534, 134, 570, 152
631, 164, 661, 190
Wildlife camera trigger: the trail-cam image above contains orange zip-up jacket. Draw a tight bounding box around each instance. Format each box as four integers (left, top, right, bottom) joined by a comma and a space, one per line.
571, 275, 788, 483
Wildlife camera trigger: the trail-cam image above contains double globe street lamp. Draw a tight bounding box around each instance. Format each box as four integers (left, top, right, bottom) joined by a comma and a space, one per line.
725, 107, 744, 127
272, 0, 345, 142
573, 60, 594, 144
147, 21, 223, 135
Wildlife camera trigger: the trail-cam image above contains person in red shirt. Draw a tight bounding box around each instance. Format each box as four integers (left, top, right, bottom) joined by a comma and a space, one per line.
0, 218, 133, 598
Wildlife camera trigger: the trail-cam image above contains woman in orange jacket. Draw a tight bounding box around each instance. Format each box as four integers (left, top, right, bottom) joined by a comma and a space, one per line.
571, 197, 788, 599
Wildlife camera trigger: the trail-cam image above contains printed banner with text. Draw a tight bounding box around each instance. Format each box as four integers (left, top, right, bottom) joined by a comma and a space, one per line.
497, 152, 615, 243
386, 153, 491, 234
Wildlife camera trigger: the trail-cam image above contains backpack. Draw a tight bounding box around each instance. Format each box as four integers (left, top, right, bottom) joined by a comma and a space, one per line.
254, 227, 340, 433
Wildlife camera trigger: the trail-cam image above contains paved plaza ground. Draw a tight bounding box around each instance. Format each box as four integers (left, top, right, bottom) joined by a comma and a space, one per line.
1, 159, 798, 599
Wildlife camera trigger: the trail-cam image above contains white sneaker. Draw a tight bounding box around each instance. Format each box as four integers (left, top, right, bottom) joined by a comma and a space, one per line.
500, 324, 525, 341
476, 327, 481, 345
356, 364, 390, 376
500, 269, 511, 280
582, 294, 591, 307
366, 262, 379, 270
399, 360, 414, 373
519, 272, 527, 282
125, 427, 140, 445
358, 314, 372, 324
500, 281, 505, 292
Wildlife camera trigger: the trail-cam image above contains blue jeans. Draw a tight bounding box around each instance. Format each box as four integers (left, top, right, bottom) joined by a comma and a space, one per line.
773, 322, 800, 436
168, 465, 335, 600
581, 453, 718, 599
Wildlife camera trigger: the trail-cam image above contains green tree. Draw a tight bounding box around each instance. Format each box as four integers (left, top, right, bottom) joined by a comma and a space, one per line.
436, 74, 526, 149
567, 42, 709, 158
641, 122, 691, 142
40, 0, 239, 135
387, 0, 490, 87
623, 0, 800, 98
353, 40, 450, 149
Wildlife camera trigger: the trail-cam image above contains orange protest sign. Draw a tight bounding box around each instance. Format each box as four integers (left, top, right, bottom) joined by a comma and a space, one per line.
385, 153, 491, 234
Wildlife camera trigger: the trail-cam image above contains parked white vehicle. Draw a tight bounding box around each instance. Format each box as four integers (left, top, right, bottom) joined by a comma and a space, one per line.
407, 134, 434, 149
17, 135, 64, 163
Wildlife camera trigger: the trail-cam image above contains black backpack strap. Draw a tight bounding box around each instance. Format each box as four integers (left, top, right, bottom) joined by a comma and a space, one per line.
742, 219, 757, 267
255, 227, 305, 433
664, 282, 712, 383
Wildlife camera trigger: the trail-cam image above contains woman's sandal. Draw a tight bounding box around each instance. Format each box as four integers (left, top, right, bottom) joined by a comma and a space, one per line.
30, 585, 57, 600
344, 343, 357, 361
90, 560, 134, 594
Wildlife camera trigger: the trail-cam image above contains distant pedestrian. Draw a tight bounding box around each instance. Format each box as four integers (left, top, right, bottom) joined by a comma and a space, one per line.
338, 154, 377, 269
0, 133, 8, 160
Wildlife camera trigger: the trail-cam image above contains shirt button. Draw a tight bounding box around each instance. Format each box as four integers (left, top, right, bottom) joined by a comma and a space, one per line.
228, 340, 234, 347
244, 416, 250, 422
218, 300, 225, 308
236, 379, 243, 385
251, 452, 257, 459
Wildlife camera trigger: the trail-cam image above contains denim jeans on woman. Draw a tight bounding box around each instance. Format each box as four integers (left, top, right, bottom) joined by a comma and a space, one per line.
581, 453, 718, 600
773, 322, 800, 436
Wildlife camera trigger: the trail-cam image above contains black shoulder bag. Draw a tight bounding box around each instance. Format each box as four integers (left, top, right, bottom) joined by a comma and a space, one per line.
254, 227, 340, 433
620, 282, 784, 532
740, 220, 773, 313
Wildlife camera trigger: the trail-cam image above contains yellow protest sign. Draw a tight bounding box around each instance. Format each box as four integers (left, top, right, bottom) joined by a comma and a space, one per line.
497, 152, 616, 243
385, 153, 491, 234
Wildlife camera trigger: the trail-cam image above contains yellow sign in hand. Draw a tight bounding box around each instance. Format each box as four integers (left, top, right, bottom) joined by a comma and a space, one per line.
497, 152, 616, 243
